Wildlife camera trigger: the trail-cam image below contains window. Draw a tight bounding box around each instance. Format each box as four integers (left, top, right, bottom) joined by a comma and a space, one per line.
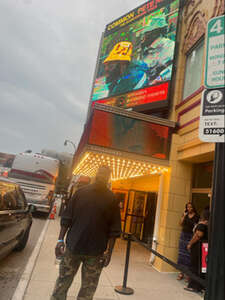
192, 162, 213, 189
9, 169, 55, 184
3, 192, 17, 210
16, 188, 26, 210
192, 193, 210, 215
192, 162, 213, 215
183, 40, 204, 99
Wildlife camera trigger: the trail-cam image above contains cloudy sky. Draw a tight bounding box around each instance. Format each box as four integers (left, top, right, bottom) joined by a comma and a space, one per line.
0, 0, 142, 155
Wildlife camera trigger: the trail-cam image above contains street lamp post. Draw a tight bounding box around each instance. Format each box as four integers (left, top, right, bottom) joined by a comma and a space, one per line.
64, 139, 76, 152
64, 139, 76, 181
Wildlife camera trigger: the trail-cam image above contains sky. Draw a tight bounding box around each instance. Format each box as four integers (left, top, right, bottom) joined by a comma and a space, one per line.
0, 0, 142, 155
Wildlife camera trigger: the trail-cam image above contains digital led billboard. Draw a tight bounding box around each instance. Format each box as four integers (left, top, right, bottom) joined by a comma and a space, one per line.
88, 109, 172, 160
91, 0, 180, 112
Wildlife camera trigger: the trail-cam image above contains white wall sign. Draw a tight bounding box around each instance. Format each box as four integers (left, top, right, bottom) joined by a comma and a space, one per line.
199, 88, 225, 143
205, 15, 225, 89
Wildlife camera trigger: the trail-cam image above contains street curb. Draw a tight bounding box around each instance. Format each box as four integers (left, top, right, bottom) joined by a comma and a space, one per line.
11, 219, 50, 300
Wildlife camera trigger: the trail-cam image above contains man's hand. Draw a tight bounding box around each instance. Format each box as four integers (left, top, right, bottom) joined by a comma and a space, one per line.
102, 251, 112, 267
55, 241, 65, 258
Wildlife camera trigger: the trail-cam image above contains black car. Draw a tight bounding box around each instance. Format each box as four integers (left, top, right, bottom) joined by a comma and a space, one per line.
0, 177, 32, 260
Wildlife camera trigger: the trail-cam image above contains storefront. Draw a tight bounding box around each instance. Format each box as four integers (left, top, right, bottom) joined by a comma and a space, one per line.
72, 0, 224, 272
153, 0, 224, 272
73, 103, 176, 250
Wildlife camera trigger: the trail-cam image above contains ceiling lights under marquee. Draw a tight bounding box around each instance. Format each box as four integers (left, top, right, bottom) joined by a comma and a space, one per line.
73, 151, 169, 181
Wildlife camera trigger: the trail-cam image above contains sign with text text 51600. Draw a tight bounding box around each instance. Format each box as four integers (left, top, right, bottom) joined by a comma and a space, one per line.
205, 15, 225, 89
199, 88, 225, 143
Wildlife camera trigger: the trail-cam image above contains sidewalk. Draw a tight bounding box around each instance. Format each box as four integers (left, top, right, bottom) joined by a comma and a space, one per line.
23, 215, 202, 300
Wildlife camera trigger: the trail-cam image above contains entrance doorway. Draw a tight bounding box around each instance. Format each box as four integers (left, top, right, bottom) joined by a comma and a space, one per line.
142, 192, 157, 244
192, 161, 213, 214
113, 189, 157, 245
113, 190, 129, 232
129, 191, 147, 240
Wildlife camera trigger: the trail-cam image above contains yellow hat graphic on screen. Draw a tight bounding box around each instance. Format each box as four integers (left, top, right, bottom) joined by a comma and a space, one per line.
104, 41, 132, 63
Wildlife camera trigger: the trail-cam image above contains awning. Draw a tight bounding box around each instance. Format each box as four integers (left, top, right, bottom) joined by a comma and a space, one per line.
73, 104, 175, 180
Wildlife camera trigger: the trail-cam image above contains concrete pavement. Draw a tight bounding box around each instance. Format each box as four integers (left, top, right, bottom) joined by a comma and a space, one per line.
19, 214, 203, 300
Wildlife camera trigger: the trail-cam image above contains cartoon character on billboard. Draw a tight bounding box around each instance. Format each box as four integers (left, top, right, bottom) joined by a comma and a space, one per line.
103, 41, 149, 100
140, 16, 175, 84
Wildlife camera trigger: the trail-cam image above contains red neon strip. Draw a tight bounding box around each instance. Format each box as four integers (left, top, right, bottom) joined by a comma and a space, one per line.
177, 99, 201, 122
92, 82, 169, 109
175, 86, 204, 110
179, 117, 200, 130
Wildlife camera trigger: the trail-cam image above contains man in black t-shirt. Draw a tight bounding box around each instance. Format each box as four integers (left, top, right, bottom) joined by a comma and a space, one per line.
51, 166, 121, 300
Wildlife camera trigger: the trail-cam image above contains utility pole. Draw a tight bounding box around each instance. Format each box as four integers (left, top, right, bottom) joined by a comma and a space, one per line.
205, 143, 225, 300
199, 15, 225, 300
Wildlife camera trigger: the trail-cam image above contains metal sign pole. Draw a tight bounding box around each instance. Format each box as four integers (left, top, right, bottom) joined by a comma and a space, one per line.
205, 143, 225, 300
200, 15, 225, 299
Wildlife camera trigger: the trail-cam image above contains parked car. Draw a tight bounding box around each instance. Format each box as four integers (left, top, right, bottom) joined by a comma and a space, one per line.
0, 177, 32, 260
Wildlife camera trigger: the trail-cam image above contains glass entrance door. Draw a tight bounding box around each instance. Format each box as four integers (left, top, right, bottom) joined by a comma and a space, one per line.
113, 189, 129, 233
113, 189, 158, 243
121, 190, 157, 242
129, 191, 147, 240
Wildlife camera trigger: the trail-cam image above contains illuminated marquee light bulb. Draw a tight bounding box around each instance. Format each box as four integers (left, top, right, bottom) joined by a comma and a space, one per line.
116, 165, 119, 178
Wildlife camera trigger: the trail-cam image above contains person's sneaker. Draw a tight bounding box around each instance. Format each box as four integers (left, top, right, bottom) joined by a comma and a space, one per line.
184, 287, 201, 294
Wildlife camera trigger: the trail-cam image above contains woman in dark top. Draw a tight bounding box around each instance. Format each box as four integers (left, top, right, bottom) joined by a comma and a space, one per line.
184, 208, 209, 293
177, 202, 199, 280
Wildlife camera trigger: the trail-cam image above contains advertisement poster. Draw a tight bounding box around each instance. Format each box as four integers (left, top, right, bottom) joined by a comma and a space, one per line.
91, 0, 180, 111
88, 109, 171, 160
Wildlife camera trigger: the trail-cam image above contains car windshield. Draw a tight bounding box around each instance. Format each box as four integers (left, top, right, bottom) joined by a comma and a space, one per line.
9, 169, 55, 185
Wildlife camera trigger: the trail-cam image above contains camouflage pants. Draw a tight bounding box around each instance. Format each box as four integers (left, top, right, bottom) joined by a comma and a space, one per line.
51, 249, 104, 300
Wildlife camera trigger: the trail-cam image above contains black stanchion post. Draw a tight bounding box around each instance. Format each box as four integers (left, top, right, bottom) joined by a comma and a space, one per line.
115, 233, 134, 295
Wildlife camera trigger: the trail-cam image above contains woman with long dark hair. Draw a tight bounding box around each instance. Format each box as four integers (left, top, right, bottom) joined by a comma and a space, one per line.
177, 202, 199, 280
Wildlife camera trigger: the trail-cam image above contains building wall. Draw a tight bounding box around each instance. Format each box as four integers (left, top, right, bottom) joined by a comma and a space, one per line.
154, 135, 193, 271
153, 0, 224, 272
173, 0, 223, 163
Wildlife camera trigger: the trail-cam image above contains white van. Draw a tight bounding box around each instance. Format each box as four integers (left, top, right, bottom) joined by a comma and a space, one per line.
8, 153, 59, 214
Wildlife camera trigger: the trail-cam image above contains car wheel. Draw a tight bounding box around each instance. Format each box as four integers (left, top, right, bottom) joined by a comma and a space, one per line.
14, 226, 31, 251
